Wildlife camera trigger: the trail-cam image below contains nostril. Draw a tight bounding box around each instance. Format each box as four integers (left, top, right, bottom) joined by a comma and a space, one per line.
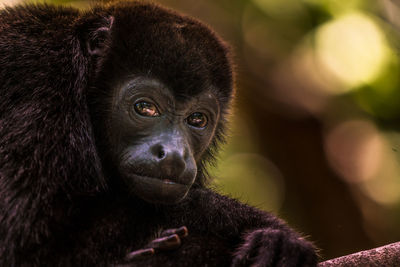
151, 144, 166, 159
158, 147, 165, 159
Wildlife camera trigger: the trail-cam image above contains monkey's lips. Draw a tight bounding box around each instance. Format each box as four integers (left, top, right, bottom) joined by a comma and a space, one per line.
162, 179, 176, 185
126, 173, 192, 204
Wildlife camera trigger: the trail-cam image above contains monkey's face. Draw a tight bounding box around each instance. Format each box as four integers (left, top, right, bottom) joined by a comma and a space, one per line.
108, 77, 220, 204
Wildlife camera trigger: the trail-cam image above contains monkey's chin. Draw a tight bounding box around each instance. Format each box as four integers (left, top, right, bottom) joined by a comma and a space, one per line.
127, 174, 192, 204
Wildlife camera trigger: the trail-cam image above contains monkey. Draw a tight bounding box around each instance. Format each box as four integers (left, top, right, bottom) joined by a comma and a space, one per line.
0, 1, 317, 266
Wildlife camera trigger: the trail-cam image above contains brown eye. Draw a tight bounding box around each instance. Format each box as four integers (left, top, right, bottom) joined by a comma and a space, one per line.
186, 112, 207, 128
134, 101, 160, 117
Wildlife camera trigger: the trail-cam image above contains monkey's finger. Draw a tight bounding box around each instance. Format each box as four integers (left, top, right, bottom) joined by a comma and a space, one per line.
148, 234, 181, 251
125, 248, 155, 261
160, 226, 188, 238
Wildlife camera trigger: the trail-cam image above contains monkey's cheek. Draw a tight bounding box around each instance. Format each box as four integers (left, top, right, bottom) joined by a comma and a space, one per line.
128, 175, 192, 204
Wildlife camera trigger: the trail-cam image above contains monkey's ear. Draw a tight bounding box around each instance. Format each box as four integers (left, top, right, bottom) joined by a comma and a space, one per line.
86, 16, 114, 56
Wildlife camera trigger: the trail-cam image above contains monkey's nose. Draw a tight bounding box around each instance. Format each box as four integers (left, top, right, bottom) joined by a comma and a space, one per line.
151, 144, 187, 179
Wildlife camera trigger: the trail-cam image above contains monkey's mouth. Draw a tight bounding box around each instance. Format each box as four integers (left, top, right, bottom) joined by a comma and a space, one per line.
162, 179, 176, 185
125, 173, 191, 204
129, 172, 188, 186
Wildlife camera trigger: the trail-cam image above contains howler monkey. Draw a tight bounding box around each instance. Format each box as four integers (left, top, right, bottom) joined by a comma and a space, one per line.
0, 1, 317, 266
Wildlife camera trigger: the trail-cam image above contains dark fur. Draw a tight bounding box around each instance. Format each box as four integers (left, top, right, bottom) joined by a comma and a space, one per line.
0, 2, 317, 266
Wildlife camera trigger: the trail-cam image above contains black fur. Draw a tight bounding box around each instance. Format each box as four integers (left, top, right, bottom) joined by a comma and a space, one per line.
0, 2, 317, 266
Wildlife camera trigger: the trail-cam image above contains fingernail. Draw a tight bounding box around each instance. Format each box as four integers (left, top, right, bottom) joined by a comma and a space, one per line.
177, 226, 188, 237
166, 234, 179, 243
141, 248, 155, 256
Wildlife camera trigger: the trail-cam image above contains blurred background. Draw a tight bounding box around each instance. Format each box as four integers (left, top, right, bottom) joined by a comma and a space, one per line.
2, 0, 400, 260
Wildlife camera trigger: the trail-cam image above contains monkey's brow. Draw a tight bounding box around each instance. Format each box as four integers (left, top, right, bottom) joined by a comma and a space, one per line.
165, 106, 187, 117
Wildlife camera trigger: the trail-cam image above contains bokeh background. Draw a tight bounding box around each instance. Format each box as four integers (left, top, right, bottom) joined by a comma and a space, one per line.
2, 0, 400, 260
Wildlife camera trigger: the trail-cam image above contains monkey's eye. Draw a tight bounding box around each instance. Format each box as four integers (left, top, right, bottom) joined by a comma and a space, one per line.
186, 112, 208, 128
134, 101, 160, 117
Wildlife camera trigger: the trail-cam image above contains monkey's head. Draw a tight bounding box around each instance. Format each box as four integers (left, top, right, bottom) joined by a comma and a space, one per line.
86, 2, 233, 204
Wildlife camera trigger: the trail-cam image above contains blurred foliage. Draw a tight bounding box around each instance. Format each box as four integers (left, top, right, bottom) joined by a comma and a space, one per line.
3, 0, 400, 260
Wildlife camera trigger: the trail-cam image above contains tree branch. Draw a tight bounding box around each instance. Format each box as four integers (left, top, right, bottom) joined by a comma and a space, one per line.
318, 242, 400, 266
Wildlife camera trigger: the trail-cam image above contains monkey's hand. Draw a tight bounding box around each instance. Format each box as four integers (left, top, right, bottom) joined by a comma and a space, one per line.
231, 228, 317, 267
124, 226, 188, 262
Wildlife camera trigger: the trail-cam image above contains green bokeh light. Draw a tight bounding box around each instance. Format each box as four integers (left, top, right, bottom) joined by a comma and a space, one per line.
315, 12, 390, 90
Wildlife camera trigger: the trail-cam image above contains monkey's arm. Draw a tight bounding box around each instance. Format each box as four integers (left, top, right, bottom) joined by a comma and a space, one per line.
165, 188, 318, 266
